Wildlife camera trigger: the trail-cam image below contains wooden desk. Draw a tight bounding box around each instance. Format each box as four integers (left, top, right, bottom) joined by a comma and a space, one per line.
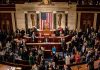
71, 60, 100, 70
26, 42, 62, 50
0, 60, 99, 70
0, 64, 21, 70
24, 35, 72, 43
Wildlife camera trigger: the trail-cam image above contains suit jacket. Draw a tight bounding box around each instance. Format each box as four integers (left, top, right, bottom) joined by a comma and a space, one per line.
88, 59, 94, 70
54, 30, 60, 36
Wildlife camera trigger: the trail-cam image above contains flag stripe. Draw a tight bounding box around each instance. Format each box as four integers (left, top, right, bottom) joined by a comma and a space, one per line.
41, 12, 53, 30
51, 14, 52, 29
50, 13, 52, 29
49, 13, 50, 29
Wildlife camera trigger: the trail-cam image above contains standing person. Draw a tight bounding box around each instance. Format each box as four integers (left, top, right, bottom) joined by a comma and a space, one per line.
52, 62, 57, 70
32, 63, 38, 70
65, 54, 70, 65
52, 53, 59, 65
6, 41, 11, 52
64, 26, 69, 36
61, 38, 66, 57
31, 32, 36, 42
87, 58, 94, 70
75, 52, 81, 63
81, 43, 86, 55
52, 46, 56, 55
29, 52, 35, 65
47, 62, 53, 70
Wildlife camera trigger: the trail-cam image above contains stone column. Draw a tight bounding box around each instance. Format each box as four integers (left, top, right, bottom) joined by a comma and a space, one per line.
36, 11, 40, 29
53, 11, 56, 29
77, 12, 81, 31
24, 11, 28, 33
93, 13, 97, 29
11, 12, 16, 32
65, 11, 68, 27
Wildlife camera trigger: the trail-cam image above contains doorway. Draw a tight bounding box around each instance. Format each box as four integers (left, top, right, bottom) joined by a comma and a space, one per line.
0, 13, 13, 34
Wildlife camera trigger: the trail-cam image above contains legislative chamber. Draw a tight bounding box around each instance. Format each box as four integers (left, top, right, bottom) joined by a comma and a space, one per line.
0, 0, 100, 70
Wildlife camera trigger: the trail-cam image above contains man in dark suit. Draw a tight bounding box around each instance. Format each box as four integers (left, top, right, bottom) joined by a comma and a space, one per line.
61, 38, 66, 57
20, 29, 25, 37
54, 29, 60, 36
88, 58, 94, 70
64, 26, 69, 36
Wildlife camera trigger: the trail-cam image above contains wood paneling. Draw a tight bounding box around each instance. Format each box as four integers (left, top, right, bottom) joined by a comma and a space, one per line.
80, 13, 94, 31
0, 13, 13, 33
97, 13, 100, 31
0, 4, 15, 11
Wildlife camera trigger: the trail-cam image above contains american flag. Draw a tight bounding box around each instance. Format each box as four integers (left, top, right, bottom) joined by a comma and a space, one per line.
40, 12, 53, 30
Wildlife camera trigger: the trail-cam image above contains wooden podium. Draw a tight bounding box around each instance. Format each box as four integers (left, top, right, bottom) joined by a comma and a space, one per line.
43, 28, 52, 37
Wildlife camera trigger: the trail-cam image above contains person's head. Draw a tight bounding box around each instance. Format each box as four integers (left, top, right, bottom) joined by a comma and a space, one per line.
52, 62, 55, 66
91, 26, 93, 29
23, 47, 27, 51
48, 62, 51, 66
53, 46, 55, 48
32, 32, 35, 34
19, 48, 22, 51
64, 64, 67, 69
34, 63, 37, 67
29, 52, 33, 56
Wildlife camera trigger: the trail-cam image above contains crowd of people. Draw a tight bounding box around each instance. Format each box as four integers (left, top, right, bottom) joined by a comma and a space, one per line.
77, 0, 100, 5
0, 26, 100, 70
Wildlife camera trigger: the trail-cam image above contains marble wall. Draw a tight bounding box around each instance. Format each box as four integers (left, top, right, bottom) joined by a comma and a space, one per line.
15, 2, 76, 30
16, 11, 25, 30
